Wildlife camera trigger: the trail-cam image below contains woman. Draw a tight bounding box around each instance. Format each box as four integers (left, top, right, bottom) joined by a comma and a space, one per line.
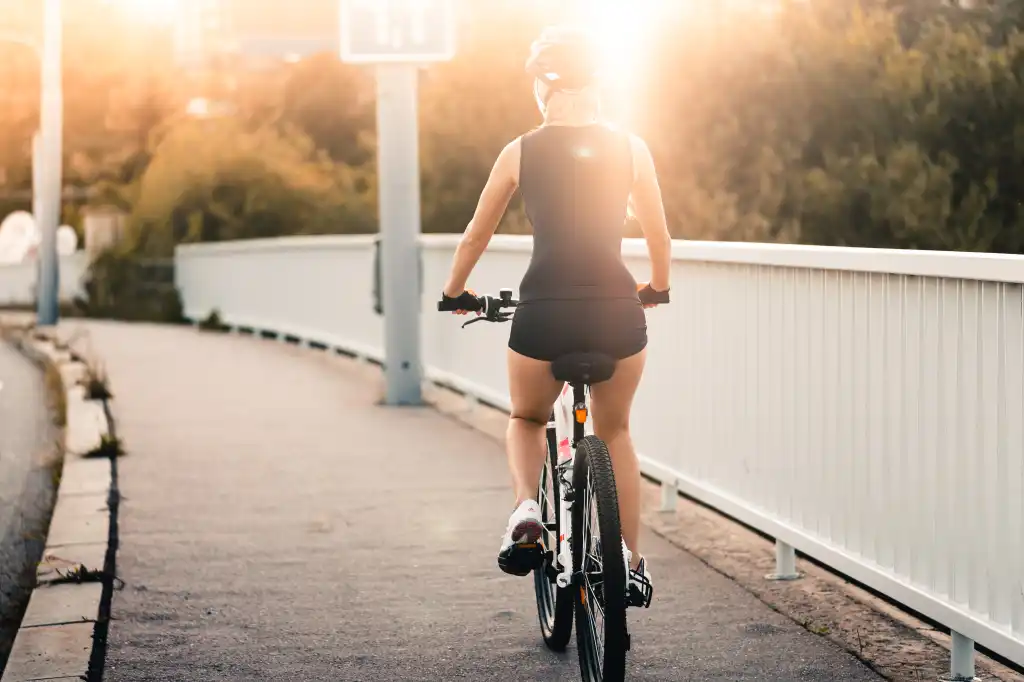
438, 25, 672, 605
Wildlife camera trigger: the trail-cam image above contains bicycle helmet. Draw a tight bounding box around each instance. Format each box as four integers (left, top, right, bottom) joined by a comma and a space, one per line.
525, 25, 602, 94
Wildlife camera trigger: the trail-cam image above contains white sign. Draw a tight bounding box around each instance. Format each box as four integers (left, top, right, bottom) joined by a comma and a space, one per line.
339, 0, 455, 63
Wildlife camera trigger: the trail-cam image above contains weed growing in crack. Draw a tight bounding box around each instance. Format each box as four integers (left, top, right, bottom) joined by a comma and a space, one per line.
82, 363, 113, 401
84, 433, 123, 459
198, 308, 229, 332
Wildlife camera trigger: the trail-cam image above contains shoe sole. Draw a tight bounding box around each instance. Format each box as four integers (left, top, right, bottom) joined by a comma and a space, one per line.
497, 519, 545, 577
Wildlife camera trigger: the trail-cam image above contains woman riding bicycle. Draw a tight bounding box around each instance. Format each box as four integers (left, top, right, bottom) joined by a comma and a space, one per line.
439, 25, 672, 603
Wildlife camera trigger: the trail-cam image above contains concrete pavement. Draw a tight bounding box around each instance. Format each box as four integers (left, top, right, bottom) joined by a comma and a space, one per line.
59, 321, 882, 681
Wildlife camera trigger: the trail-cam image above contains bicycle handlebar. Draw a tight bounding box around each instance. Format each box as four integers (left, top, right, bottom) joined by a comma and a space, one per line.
438, 284, 668, 329
437, 288, 518, 327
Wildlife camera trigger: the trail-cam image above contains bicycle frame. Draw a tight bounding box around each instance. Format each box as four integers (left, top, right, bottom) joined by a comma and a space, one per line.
549, 380, 591, 589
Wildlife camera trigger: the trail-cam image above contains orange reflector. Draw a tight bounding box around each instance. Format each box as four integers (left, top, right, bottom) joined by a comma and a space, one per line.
575, 408, 587, 423
580, 587, 586, 605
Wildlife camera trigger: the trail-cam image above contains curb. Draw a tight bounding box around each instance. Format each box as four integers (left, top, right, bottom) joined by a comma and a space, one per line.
0, 325, 118, 682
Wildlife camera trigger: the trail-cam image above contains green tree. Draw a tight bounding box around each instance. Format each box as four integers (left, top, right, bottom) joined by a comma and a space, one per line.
127, 117, 374, 256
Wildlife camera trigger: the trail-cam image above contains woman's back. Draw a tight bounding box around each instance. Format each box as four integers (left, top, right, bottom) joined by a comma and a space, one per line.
518, 124, 638, 304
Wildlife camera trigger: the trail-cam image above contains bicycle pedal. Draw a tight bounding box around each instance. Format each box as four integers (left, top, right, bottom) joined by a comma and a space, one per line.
627, 584, 654, 609
498, 542, 544, 577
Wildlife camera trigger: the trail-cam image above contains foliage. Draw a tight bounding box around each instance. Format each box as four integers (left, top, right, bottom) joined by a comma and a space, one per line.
126, 116, 375, 256
2, 0, 1024, 260
74, 247, 184, 324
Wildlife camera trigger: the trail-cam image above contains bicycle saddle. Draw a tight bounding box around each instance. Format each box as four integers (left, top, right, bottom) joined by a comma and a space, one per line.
551, 352, 617, 385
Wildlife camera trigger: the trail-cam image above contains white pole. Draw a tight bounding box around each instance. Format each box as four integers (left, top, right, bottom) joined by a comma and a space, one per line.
659, 479, 677, 512
765, 539, 801, 581
376, 63, 423, 405
948, 631, 976, 681
36, 0, 63, 326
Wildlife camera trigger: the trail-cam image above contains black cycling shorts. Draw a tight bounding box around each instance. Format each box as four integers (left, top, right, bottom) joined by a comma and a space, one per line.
508, 298, 648, 362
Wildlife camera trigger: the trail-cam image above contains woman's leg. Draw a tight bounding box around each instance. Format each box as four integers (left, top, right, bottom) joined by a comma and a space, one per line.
590, 348, 647, 568
506, 348, 564, 506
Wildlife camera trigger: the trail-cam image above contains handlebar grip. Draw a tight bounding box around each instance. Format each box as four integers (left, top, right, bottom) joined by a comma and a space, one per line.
438, 292, 484, 312
638, 285, 670, 306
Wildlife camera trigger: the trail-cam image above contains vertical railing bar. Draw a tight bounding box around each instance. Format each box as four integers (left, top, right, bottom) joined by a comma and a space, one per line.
954, 280, 965, 605
898, 274, 908, 579
865, 272, 875, 561
788, 267, 796, 523
971, 282, 984, 614
991, 283, 1007, 624
820, 269, 827, 538
915, 276, 926, 588
882, 272, 891, 568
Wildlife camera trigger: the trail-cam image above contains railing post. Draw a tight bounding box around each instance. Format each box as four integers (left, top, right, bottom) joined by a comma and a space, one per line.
765, 539, 801, 580
944, 631, 977, 681
464, 392, 479, 417
659, 479, 677, 512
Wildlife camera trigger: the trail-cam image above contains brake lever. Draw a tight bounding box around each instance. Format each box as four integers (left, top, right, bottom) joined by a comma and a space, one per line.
460, 310, 513, 328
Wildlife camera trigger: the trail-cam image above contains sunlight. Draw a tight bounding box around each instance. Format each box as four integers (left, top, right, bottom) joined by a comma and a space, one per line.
568, 0, 669, 124
106, 0, 182, 25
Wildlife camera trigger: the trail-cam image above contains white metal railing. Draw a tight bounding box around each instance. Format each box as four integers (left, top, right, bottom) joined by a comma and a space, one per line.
175, 234, 1024, 672
0, 252, 89, 307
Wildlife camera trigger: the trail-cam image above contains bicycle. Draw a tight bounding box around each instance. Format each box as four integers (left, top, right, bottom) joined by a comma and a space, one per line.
437, 287, 661, 682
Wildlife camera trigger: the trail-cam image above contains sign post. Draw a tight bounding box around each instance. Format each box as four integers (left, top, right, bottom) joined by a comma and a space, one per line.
36, 0, 62, 326
340, 0, 455, 406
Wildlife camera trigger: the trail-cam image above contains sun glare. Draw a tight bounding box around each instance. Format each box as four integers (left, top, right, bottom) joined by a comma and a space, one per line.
569, 0, 667, 124
108, 0, 182, 25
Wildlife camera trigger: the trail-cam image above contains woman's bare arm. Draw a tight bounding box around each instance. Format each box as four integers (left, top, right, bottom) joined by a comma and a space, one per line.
442, 138, 521, 297
628, 134, 672, 292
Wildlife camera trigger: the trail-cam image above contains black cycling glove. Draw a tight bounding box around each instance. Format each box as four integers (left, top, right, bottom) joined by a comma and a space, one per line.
438, 290, 482, 312
638, 284, 670, 306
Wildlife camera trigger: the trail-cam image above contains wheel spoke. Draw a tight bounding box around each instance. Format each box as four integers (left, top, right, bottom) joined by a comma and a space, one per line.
583, 464, 605, 672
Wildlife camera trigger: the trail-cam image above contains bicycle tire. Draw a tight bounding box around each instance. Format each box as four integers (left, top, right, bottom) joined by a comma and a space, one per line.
533, 426, 574, 650
572, 435, 628, 682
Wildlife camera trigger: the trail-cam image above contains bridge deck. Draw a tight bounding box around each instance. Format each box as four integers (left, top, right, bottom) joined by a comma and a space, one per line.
60, 321, 880, 681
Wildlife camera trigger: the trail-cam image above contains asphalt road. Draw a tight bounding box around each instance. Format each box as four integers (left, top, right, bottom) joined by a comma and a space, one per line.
0, 339, 58, 670
61, 321, 883, 682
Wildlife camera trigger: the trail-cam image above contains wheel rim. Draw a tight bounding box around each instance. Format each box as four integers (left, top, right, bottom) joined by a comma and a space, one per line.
581, 466, 606, 676
534, 453, 558, 632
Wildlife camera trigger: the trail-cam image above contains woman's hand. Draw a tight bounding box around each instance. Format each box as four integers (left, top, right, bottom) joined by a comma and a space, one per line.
637, 282, 670, 308
440, 289, 481, 315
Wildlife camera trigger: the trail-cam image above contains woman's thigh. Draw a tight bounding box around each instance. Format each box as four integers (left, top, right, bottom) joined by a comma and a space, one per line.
507, 348, 564, 424
590, 348, 646, 434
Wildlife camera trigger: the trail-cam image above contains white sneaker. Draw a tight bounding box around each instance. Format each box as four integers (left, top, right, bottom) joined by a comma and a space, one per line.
497, 499, 545, 576
624, 547, 654, 608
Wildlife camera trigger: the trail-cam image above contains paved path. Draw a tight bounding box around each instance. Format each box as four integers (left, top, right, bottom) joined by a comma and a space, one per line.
0, 339, 58, 667
61, 321, 882, 682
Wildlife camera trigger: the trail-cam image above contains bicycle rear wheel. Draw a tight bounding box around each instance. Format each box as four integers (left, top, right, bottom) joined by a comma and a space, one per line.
572, 435, 628, 682
534, 421, 573, 650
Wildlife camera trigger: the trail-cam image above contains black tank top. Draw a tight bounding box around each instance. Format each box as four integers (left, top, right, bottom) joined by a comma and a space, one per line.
517, 124, 638, 303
